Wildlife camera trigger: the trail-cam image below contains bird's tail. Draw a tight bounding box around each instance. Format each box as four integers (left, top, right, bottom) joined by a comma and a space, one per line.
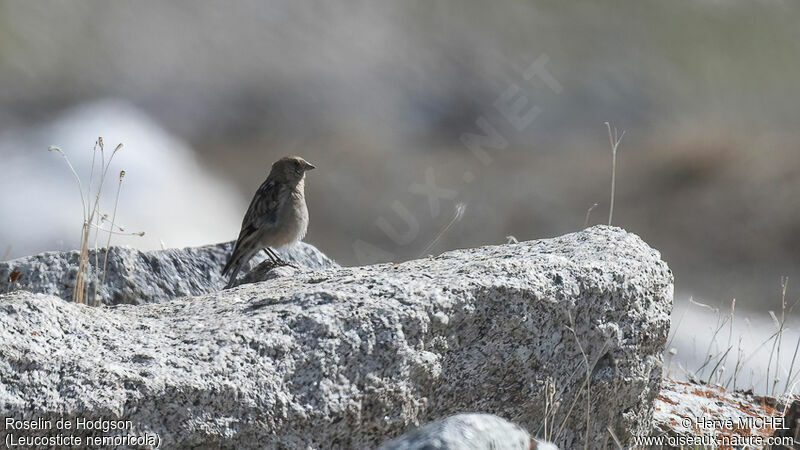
222, 239, 258, 288
222, 254, 242, 289
221, 250, 236, 276
221, 242, 245, 291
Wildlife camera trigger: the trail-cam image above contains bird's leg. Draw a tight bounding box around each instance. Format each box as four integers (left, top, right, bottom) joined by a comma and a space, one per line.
266, 247, 299, 269
272, 248, 298, 268
265, 247, 283, 264
265, 247, 297, 269
263, 248, 280, 264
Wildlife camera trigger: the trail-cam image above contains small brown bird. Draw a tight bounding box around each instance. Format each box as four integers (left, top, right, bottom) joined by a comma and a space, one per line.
222, 156, 315, 288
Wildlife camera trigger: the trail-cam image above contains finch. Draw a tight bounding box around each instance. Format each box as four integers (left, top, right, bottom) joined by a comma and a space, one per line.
222, 156, 315, 288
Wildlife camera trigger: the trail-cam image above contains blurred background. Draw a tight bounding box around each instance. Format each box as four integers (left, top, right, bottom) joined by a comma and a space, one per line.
1, 0, 799, 334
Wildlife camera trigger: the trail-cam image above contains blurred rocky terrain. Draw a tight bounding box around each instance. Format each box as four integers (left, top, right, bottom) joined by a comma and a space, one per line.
1, 0, 798, 310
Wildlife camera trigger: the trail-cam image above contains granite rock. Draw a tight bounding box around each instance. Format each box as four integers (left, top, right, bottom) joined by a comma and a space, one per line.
0, 241, 336, 305
0, 226, 672, 448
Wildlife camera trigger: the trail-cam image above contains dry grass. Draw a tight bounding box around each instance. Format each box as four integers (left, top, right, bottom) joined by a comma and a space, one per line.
50, 138, 143, 305
564, 310, 595, 450
604, 122, 625, 227
101, 170, 125, 286
668, 279, 800, 400
535, 311, 614, 448
583, 202, 599, 229
418, 202, 466, 257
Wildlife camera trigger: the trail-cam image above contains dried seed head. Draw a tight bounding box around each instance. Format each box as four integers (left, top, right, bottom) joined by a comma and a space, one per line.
119, 170, 126, 180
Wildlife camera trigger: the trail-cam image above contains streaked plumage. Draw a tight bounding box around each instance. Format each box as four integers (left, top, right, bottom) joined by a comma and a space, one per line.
222, 156, 315, 288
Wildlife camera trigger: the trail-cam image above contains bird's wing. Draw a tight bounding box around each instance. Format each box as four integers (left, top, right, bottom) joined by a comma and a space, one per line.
238, 177, 284, 241
223, 177, 285, 276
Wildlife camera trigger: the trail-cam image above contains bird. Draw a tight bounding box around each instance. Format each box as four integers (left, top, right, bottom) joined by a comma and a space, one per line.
222, 156, 315, 288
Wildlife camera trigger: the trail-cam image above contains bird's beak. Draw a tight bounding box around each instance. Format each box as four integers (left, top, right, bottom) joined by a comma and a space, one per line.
304, 162, 316, 171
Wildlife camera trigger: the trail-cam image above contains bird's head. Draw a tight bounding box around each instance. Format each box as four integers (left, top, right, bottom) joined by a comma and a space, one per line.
271, 156, 315, 183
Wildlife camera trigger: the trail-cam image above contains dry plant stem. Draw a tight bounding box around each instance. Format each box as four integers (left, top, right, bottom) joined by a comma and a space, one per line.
710, 299, 736, 385
664, 297, 691, 378
708, 346, 733, 384
89, 224, 143, 236
731, 338, 744, 391
87, 140, 99, 219
536, 378, 560, 442
665, 297, 691, 349
75, 222, 90, 304
735, 330, 782, 379
604, 122, 625, 226
542, 379, 551, 442
555, 340, 608, 444
584, 203, 598, 229
686, 298, 732, 383
694, 314, 729, 380
48, 146, 90, 303
87, 140, 102, 305
689, 296, 718, 312
727, 298, 735, 355
418, 202, 466, 257
50, 139, 126, 305
101, 144, 124, 184
781, 295, 800, 393
664, 352, 673, 379
777, 283, 800, 397
89, 140, 103, 305
539, 378, 559, 442
766, 278, 788, 396
548, 381, 559, 440
776, 284, 788, 395
85, 141, 123, 305
606, 426, 623, 450
784, 330, 800, 394
605, 364, 623, 450
92, 222, 100, 306
102, 172, 125, 287
48, 147, 87, 218
557, 311, 607, 449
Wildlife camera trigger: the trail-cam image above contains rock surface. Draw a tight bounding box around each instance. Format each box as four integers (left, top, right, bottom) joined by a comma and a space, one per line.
0, 226, 672, 448
0, 241, 336, 305
379, 413, 557, 450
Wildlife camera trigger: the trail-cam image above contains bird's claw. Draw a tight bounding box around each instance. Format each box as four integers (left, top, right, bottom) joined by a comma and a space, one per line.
273, 258, 298, 269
